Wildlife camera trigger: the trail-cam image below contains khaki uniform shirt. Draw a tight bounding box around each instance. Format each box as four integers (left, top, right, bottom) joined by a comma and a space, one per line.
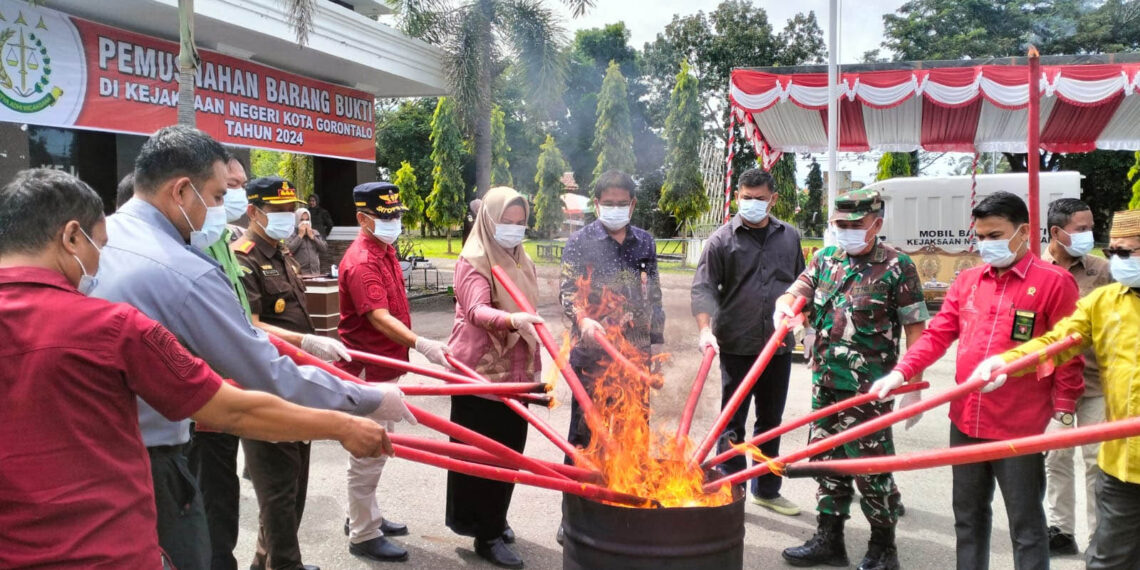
232, 231, 314, 334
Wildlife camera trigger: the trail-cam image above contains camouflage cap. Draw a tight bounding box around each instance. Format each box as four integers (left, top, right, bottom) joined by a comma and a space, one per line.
830, 188, 883, 222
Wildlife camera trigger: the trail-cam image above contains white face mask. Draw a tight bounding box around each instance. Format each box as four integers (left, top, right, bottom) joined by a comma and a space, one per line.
223, 187, 248, 222
257, 210, 296, 241
598, 205, 631, 231
74, 227, 101, 295
978, 225, 1026, 268
835, 227, 870, 254
1061, 230, 1095, 258
738, 199, 769, 224
178, 182, 226, 251
494, 223, 526, 249
372, 217, 402, 244
1110, 255, 1140, 287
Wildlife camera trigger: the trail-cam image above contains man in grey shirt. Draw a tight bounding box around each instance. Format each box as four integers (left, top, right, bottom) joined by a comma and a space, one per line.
93, 126, 409, 570
691, 168, 806, 516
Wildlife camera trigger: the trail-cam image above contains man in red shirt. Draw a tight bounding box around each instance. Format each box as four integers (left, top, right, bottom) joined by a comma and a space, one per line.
337, 182, 450, 562
0, 168, 396, 569
871, 191, 1082, 569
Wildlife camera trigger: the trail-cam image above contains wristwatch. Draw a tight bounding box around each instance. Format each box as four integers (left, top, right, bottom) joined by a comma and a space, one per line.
1058, 412, 1075, 426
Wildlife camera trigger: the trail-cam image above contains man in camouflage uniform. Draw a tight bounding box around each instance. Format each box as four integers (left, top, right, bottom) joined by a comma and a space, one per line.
776, 189, 928, 570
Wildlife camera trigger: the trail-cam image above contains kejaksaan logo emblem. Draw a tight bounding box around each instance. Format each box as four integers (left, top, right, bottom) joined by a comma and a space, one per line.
0, 8, 62, 113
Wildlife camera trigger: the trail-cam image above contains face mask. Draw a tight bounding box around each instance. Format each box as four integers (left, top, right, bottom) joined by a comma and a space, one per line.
494, 223, 526, 249
598, 205, 631, 231
372, 218, 402, 244
978, 225, 1026, 268
1061, 230, 1095, 258
738, 199, 769, 224
178, 182, 225, 251
223, 187, 248, 222
258, 211, 296, 240
835, 227, 870, 254
1110, 255, 1140, 287
75, 227, 101, 295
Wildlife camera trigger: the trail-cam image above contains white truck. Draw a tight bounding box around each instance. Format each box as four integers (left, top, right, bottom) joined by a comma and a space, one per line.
865, 171, 1083, 307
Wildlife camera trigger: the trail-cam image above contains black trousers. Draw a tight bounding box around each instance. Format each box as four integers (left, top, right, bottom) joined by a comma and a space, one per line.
716, 352, 793, 499
149, 444, 211, 570
1087, 470, 1140, 568
446, 395, 528, 541
187, 431, 240, 570
950, 425, 1048, 570
242, 439, 311, 570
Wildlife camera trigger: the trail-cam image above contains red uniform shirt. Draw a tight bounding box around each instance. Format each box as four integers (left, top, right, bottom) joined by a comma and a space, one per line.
0, 267, 223, 569
894, 253, 1083, 440
337, 232, 411, 382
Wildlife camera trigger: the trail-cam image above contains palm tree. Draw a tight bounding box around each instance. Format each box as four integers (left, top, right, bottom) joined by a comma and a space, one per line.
177, 0, 316, 126
388, 0, 593, 197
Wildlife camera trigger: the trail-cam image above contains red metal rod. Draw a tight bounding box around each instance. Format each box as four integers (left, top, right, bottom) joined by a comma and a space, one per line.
490, 265, 614, 450
592, 330, 662, 389
393, 443, 651, 507
676, 347, 717, 443
703, 334, 1083, 492
400, 382, 549, 397
267, 334, 572, 481
1027, 46, 1042, 256
786, 414, 1140, 478
703, 381, 930, 469
389, 433, 600, 483
691, 296, 808, 464
445, 354, 597, 471
343, 347, 480, 385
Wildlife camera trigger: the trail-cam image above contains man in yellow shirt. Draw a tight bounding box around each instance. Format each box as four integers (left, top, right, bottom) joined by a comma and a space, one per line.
972, 209, 1140, 569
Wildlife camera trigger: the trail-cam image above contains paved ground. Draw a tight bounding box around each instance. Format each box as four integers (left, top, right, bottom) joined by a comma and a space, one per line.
233, 265, 1092, 569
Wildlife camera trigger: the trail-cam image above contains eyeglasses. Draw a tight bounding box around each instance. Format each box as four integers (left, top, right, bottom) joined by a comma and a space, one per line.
1102, 247, 1140, 259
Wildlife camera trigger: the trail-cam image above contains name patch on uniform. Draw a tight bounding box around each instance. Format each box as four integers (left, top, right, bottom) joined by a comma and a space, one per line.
1011, 310, 1037, 342
262, 267, 281, 277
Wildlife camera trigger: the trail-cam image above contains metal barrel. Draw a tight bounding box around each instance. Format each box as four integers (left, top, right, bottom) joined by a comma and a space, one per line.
561, 486, 744, 570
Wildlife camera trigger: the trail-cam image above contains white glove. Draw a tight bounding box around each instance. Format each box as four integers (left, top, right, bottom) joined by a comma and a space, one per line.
698, 327, 719, 354
367, 383, 417, 424
773, 299, 797, 330
414, 336, 450, 367
898, 391, 923, 430
579, 318, 604, 346
870, 370, 906, 400
301, 334, 351, 362
509, 312, 545, 346
971, 355, 1009, 393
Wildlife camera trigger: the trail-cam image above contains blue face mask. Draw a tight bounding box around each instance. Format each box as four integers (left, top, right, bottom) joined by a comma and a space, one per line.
598, 205, 631, 231
978, 225, 1026, 268
1061, 230, 1095, 258
257, 210, 296, 241
494, 223, 526, 249
1111, 255, 1140, 287
75, 227, 102, 295
178, 182, 226, 251
223, 187, 248, 222
738, 199, 769, 224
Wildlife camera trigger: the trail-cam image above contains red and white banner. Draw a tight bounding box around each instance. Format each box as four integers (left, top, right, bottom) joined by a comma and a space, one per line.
730, 64, 1140, 167
0, 0, 375, 162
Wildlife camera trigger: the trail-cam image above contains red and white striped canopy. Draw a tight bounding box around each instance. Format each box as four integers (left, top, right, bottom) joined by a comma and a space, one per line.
730, 63, 1140, 168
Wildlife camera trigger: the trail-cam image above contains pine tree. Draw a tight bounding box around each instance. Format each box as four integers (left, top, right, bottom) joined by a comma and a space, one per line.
427, 97, 467, 253
491, 105, 514, 187
658, 61, 707, 236
534, 134, 568, 238
768, 154, 798, 223
393, 161, 425, 233
804, 159, 825, 236
592, 60, 636, 181
876, 151, 912, 181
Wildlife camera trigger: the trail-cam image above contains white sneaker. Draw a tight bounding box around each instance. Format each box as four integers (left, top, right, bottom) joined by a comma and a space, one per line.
752, 494, 802, 516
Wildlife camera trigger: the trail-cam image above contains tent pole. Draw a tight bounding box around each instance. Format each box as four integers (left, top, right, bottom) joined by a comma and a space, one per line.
826, 0, 839, 228
1027, 46, 1042, 256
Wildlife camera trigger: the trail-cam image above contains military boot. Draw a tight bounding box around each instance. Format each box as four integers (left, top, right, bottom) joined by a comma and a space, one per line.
857, 525, 900, 570
782, 513, 849, 567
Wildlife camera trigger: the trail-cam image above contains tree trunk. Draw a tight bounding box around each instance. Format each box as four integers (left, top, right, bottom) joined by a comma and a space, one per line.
446, 228, 453, 254
176, 0, 198, 126
474, 42, 493, 197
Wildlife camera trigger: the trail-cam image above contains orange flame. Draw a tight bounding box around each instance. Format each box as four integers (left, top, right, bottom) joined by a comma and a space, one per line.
572, 271, 732, 508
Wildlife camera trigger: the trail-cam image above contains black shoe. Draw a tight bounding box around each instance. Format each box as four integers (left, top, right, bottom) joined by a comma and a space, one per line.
857, 526, 899, 570
502, 525, 516, 544
475, 537, 524, 569
382, 519, 409, 537
556, 525, 564, 546
349, 536, 409, 562
344, 518, 349, 536
782, 514, 849, 567
1048, 525, 1079, 556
